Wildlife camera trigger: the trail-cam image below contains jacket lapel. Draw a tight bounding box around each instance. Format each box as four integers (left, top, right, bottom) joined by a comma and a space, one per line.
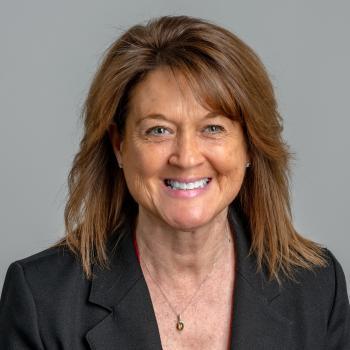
85, 223, 163, 350
229, 205, 293, 349
85, 204, 293, 349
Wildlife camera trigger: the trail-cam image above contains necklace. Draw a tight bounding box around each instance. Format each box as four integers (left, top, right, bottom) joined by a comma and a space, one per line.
138, 225, 231, 332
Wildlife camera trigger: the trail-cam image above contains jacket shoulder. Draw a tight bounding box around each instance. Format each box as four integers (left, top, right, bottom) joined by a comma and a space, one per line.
6, 244, 86, 297
15, 244, 80, 271
276, 248, 349, 340
281, 248, 346, 301
15, 244, 73, 264
0, 245, 102, 348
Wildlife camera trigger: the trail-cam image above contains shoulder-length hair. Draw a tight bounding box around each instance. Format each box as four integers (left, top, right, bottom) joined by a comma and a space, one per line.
53, 15, 326, 281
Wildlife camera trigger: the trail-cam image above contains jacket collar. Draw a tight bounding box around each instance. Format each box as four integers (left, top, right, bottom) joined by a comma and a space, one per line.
228, 205, 293, 348
86, 204, 293, 349
86, 222, 162, 349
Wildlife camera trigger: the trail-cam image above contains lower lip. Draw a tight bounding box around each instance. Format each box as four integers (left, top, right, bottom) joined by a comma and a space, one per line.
162, 180, 211, 198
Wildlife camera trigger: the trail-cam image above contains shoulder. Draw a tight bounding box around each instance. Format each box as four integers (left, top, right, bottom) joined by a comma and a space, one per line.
14, 244, 75, 266
278, 248, 348, 306
275, 248, 350, 343
282, 248, 347, 298
13, 243, 80, 273
2, 244, 86, 301
0, 242, 119, 347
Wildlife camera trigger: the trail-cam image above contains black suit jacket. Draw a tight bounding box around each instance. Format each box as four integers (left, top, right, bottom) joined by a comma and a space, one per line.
0, 207, 349, 349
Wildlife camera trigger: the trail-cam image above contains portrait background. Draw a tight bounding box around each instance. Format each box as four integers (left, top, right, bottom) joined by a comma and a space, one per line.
0, 0, 349, 289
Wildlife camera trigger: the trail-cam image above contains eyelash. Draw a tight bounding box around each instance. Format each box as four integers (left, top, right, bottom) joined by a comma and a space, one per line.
145, 125, 225, 136
145, 126, 172, 136
204, 125, 225, 134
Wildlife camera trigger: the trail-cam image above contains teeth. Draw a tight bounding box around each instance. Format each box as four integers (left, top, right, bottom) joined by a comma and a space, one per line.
165, 178, 210, 190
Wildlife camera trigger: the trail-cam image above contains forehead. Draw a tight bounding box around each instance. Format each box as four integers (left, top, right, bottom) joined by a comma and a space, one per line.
128, 67, 210, 118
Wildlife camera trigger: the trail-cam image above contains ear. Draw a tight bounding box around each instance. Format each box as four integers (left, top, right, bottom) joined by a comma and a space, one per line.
108, 123, 124, 165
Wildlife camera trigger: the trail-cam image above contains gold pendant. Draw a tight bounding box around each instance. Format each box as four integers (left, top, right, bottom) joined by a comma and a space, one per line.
176, 315, 184, 331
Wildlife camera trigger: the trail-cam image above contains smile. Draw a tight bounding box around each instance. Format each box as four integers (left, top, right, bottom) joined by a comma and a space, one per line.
164, 178, 211, 190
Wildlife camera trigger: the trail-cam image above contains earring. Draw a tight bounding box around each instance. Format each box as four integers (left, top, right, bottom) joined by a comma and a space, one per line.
118, 161, 123, 168
246, 162, 251, 168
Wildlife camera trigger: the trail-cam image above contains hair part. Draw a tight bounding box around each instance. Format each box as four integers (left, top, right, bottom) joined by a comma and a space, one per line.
52, 15, 327, 282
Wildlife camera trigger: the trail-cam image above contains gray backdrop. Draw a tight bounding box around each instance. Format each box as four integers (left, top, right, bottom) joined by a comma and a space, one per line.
1, 0, 349, 290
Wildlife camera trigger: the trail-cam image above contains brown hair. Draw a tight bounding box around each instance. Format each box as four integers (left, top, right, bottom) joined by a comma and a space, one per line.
52, 15, 327, 281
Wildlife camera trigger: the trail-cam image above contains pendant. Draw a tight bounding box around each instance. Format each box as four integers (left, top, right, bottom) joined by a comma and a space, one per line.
176, 315, 184, 331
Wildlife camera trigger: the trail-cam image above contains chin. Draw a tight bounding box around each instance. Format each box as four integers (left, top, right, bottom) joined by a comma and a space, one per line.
162, 211, 215, 231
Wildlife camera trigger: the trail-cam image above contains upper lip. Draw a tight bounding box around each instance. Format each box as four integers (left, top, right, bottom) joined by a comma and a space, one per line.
164, 177, 211, 183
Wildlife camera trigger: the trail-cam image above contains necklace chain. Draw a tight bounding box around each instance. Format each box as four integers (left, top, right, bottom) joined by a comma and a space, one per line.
138, 224, 231, 331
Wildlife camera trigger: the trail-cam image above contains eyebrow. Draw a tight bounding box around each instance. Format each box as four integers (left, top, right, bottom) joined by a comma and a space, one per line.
135, 112, 224, 126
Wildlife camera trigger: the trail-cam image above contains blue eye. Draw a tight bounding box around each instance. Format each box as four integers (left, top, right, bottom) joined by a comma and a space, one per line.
204, 125, 225, 133
145, 126, 171, 136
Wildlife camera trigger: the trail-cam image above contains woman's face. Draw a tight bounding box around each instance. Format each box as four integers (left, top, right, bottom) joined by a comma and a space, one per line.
110, 67, 249, 231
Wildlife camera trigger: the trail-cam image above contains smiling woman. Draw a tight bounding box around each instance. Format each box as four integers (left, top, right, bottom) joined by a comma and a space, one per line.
0, 15, 349, 349
109, 67, 249, 230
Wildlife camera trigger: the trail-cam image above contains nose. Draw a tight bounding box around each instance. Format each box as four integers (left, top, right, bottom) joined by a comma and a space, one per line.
168, 131, 205, 169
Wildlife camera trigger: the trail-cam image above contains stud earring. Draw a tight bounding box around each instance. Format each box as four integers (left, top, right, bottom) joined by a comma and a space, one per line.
246, 162, 251, 168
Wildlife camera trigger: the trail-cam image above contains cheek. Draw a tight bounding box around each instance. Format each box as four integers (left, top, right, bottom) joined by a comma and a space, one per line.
208, 144, 247, 201
123, 143, 170, 207
122, 147, 154, 205
208, 143, 247, 174
123, 141, 168, 180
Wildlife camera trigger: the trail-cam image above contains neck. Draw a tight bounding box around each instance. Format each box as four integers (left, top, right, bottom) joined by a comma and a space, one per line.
135, 208, 232, 288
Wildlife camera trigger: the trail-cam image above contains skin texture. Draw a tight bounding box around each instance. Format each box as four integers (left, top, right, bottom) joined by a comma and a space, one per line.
109, 67, 249, 348
110, 66, 248, 231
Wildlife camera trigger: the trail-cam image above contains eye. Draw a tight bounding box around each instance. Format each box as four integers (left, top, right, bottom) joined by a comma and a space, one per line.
145, 126, 172, 136
203, 125, 225, 134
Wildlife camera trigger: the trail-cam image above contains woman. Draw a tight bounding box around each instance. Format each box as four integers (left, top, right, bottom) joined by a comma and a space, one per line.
0, 15, 349, 349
